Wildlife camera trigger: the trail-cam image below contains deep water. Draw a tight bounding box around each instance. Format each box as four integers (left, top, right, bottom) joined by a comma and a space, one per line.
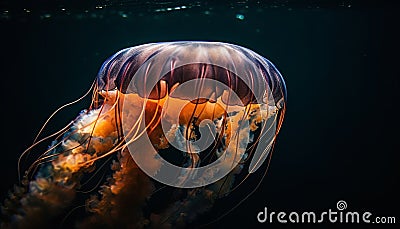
1, 1, 399, 228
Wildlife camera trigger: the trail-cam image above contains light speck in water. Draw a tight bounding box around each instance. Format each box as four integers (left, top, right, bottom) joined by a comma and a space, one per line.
236, 14, 245, 20
154, 5, 187, 13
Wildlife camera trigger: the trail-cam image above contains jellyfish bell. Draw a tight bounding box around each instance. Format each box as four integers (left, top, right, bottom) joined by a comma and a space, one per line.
95, 41, 286, 188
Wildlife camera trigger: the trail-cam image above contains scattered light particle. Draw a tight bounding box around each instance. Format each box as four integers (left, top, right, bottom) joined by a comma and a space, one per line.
236, 14, 245, 20
204, 10, 210, 15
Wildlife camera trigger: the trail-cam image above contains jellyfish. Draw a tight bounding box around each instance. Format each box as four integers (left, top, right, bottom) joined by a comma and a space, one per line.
1, 41, 286, 228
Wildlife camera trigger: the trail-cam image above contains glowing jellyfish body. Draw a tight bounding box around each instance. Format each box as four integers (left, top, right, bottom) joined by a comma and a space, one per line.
1, 42, 286, 228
